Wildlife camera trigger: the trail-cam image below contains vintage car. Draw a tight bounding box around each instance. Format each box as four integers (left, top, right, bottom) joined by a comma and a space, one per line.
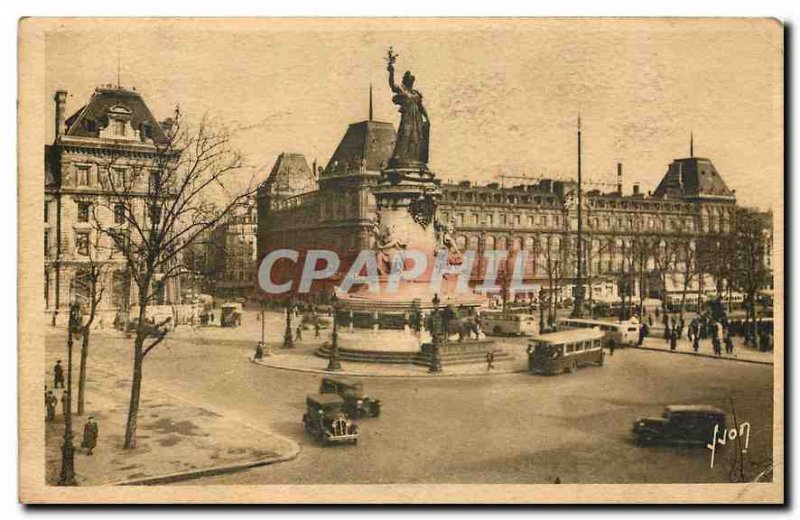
632, 404, 726, 446
319, 377, 382, 418
301, 312, 331, 331
220, 302, 243, 327
302, 393, 359, 446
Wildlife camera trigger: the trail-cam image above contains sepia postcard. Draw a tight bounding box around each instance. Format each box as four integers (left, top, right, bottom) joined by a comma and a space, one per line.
18, 17, 784, 504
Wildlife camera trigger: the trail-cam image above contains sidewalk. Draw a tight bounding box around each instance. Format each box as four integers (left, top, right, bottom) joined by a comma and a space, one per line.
45, 363, 298, 486
635, 336, 774, 365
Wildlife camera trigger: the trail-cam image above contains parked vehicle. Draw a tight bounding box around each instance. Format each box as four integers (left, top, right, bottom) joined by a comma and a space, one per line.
302, 312, 331, 330
481, 311, 538, 336
632, 405, 726, 446
302, 393, 359, 446
319, 377, 381, 418
220, 302, 243, 327
557, 317, 640, 347
528, 328, 605, 375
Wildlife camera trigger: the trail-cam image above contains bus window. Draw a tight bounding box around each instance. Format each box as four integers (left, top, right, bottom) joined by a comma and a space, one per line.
566, 344, 574, 353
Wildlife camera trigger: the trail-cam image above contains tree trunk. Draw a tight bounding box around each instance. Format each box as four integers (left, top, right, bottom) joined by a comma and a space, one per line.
123, 345, 144, 449
124, 289, 149, 449
77, 330, 90, 416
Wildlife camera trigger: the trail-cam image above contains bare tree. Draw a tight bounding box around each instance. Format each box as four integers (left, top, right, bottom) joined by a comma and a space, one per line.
582, 237, 613, 318
541, 234, 572, 326
733, 209, 770, 334
673, 237, 697, 318
72, 230, 109, 416
650, 237, 678, 317
93, 108, 256, 449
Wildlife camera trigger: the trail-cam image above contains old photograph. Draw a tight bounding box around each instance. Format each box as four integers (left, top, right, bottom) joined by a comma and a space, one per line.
18, 18, 783, 503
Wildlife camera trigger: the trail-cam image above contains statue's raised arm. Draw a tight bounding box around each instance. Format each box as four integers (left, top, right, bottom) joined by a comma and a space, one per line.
386, 47, 401, 94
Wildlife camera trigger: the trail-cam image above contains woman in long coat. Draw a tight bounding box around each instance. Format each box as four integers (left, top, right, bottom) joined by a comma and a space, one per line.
82, 415, 98, 455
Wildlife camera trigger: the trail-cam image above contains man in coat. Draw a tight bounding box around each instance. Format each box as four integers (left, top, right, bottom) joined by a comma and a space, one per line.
53, 360, 64, 389
45, 390, 57, 422
81, 415, 98, 455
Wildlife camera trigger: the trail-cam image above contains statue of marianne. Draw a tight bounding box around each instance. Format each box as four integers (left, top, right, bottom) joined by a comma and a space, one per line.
386, 47, 430, 168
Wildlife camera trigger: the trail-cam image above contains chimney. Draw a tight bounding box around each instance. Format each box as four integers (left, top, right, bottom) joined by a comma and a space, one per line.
54, 90, 67, 139
616, 162, 623, 195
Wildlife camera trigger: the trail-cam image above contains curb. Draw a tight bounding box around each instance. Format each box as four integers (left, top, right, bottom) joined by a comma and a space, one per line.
633, 345, 773, 366
110, 443, 301, 486
250, 357, 528, 379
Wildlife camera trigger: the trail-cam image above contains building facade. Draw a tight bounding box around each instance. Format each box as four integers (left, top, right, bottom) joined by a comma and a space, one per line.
206, 200, 259, 299
45, 85, 180, 325
256, 116, 771, 311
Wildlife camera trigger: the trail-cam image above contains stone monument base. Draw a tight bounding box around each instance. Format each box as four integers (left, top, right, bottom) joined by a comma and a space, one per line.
315, 329, 506, 367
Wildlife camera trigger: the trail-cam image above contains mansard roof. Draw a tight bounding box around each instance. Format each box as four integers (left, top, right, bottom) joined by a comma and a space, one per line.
64, 86, 169, 144
324, 120, 396, 174
652, 157, 735, 201
262, 152, 316, 198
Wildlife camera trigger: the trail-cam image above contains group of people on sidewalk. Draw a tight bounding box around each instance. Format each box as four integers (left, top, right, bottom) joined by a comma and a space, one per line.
45, 360, 98, 456
636, 309, 773, 358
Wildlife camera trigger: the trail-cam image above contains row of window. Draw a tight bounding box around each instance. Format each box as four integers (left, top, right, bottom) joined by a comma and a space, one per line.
44, 227, 131, 258
44, 200, 159, 226
443, 190, 558, 207
441, 211, 562, 229
67, 164, 164, 191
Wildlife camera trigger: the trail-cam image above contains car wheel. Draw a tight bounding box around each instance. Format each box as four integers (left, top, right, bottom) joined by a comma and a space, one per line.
372, 404, 381, 418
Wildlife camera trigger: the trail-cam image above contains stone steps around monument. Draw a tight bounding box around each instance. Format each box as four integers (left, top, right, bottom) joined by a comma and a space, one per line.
316, 341, 510, 366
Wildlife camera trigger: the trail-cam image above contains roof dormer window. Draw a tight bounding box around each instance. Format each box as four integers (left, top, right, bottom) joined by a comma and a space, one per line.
100, 104, 139, 141
113, 119, 126, 136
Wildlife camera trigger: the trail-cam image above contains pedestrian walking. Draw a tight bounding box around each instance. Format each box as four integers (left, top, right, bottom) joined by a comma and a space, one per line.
692, 334, 700, 352
314, 322, 321, 338
53, 360, 64, 389
253, 342, 264, 361
609, 341, 616, 356
61, 390, 68, 418
724, 332, 734, 355
712, 337, 722, 357
648, 314, 653, 327
295, 325, 303, 342
486, 351, 495, 370
81, 415, 98, 455
45, 390, 57, 422
669, 329, 677, 351
637, 324, 647, 347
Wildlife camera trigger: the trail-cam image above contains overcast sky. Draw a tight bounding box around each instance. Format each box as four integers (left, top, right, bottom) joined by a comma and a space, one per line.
45, 19, 782, 209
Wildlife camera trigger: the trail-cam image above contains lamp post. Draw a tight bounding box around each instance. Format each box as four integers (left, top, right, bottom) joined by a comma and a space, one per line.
260, 301, 270, 357
58, 301, 81, 486
428, 293, 443, 373
282, 298, 294, 349
326, 293, 342, 371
